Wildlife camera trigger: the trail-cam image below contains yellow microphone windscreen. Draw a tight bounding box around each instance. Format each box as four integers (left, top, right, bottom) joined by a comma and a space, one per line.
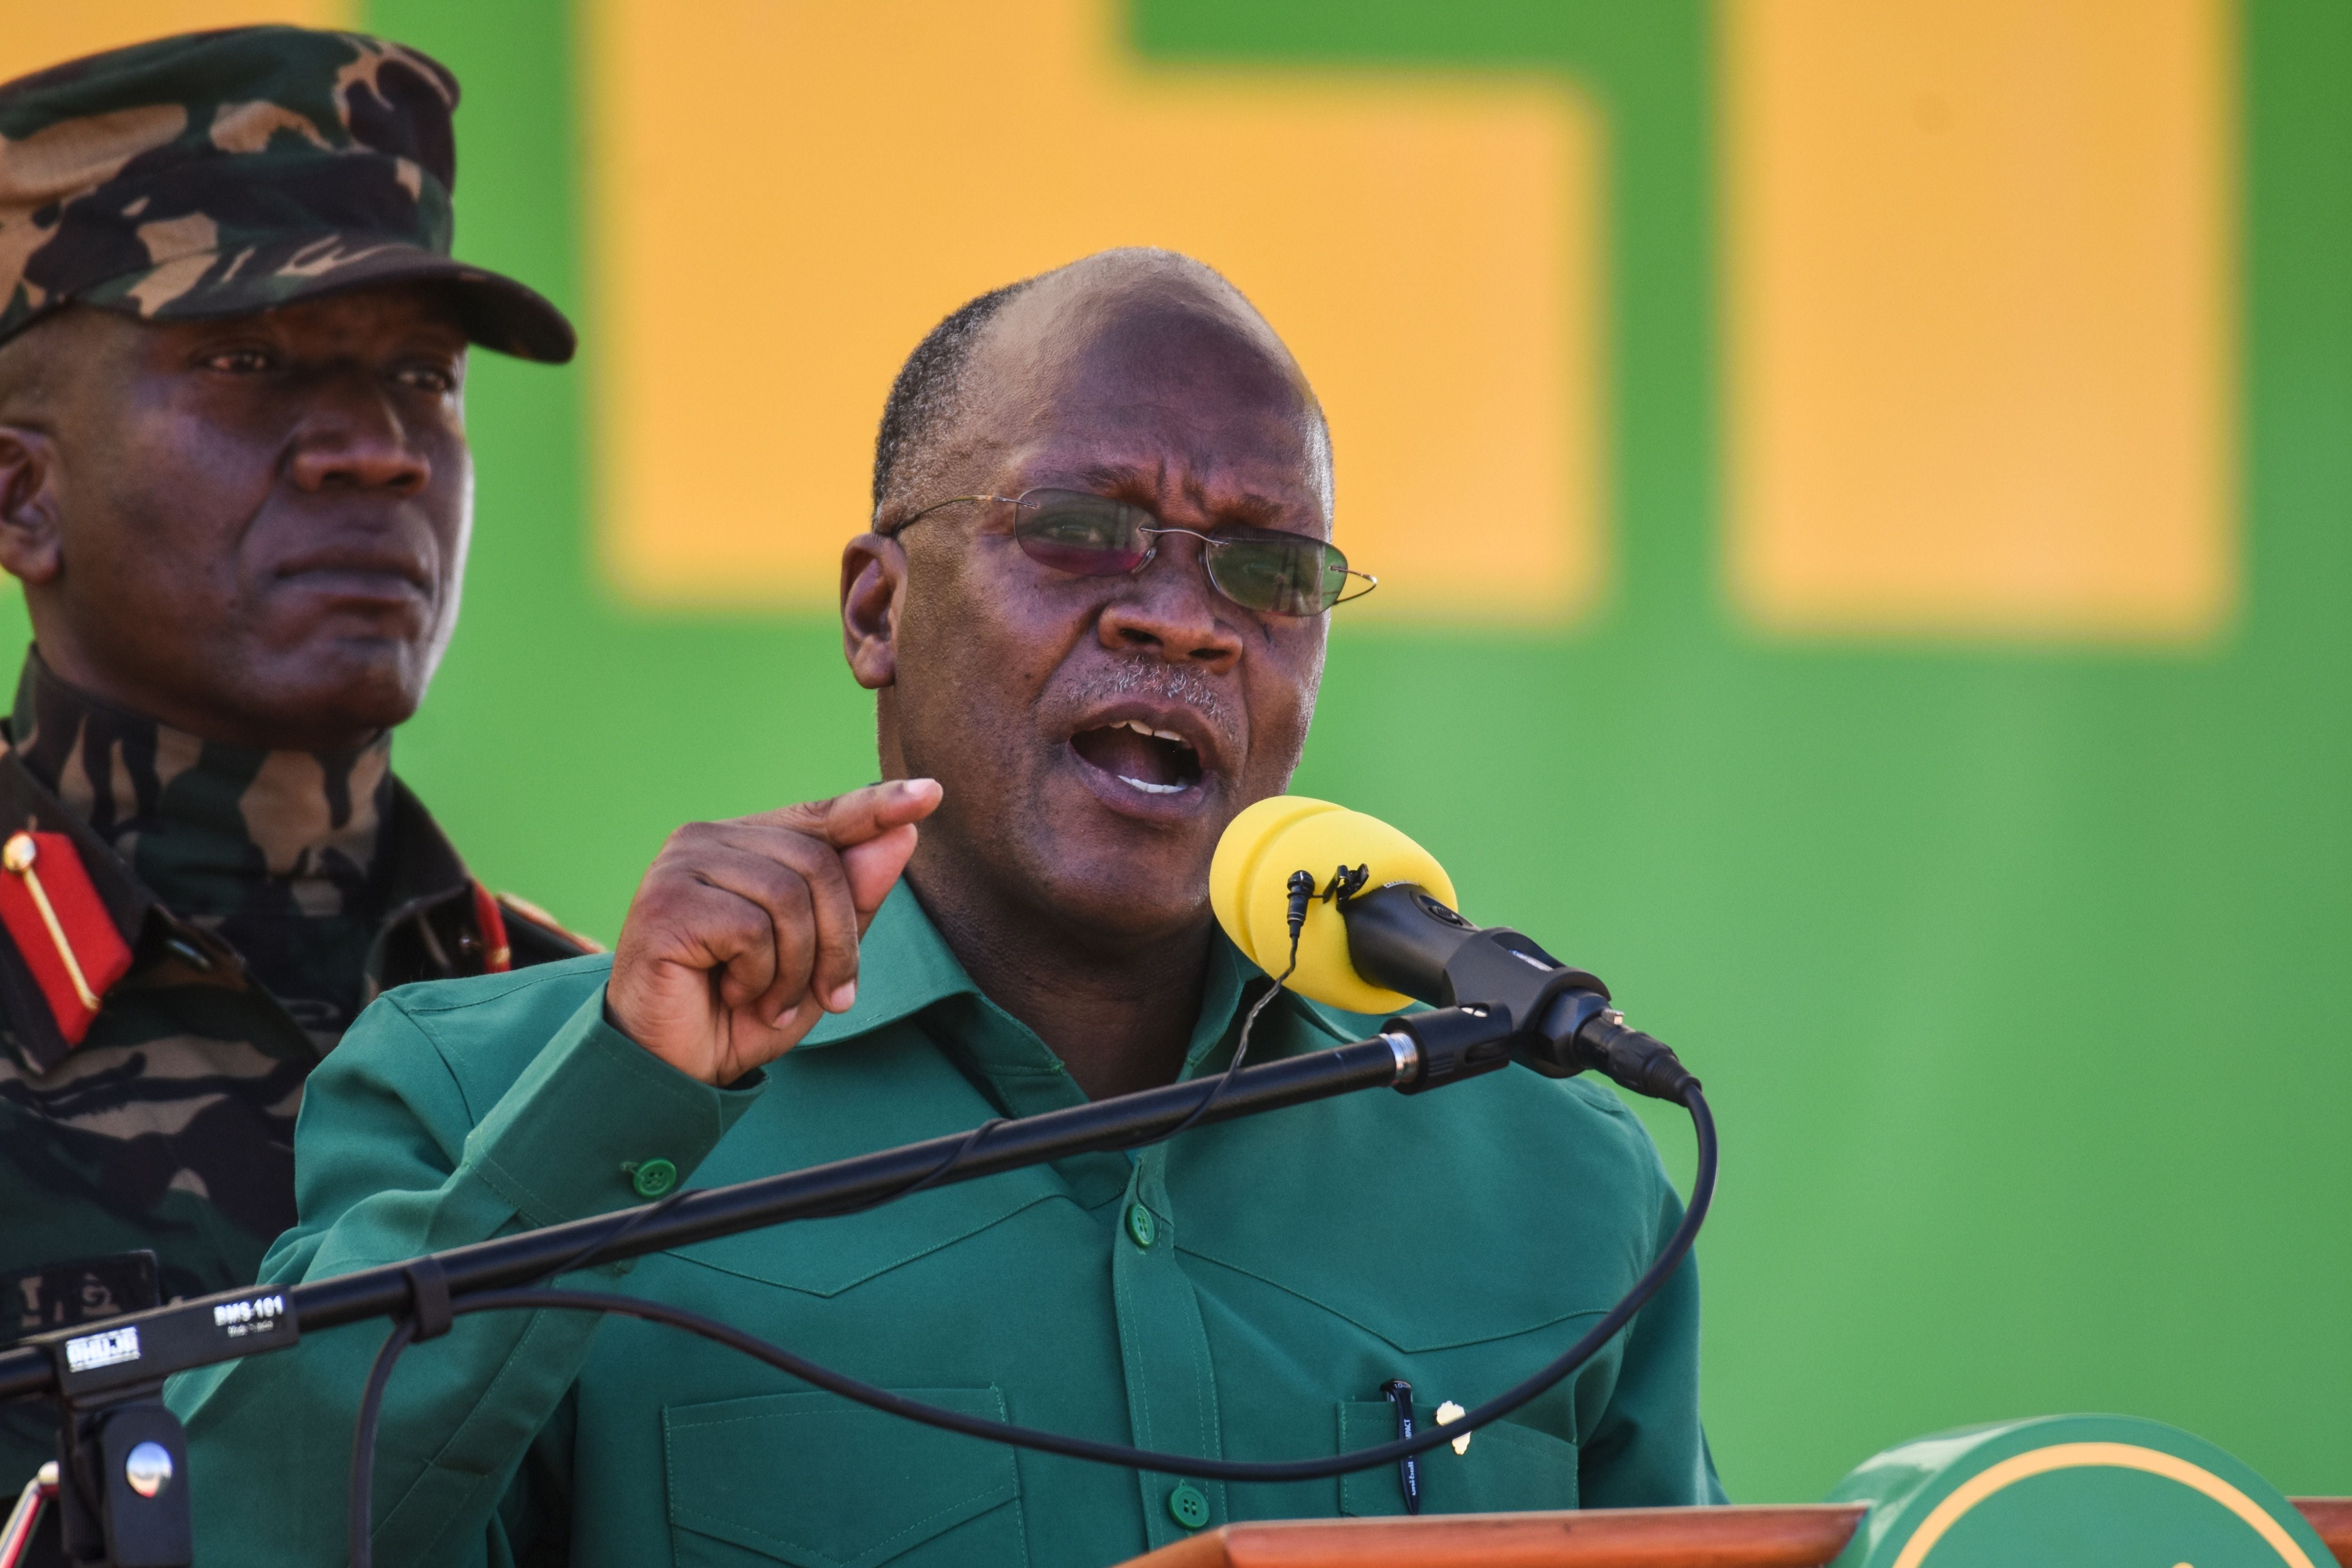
1209, 796, 1458, 1014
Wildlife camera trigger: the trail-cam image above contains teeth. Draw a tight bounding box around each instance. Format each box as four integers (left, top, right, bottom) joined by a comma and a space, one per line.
1117, 718, 1192, 747
1118, 775, 1184, 795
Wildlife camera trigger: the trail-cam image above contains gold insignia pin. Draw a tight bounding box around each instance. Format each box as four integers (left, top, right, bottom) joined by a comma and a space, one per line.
1434, 1400, 1470, 1456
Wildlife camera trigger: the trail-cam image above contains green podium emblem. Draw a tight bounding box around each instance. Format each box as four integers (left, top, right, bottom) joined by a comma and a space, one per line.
1830, 1415, 2330, 1568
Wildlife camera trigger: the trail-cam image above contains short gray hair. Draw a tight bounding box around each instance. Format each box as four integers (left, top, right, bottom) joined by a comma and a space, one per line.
870, 279, 1034, 521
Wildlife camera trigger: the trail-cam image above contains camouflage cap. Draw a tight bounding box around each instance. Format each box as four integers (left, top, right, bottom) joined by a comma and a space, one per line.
0, 25, 573, 362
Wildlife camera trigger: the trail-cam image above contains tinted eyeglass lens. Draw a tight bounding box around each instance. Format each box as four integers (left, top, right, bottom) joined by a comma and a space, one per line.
1013, 492, 1151, 574
1207, 534, 1349, 615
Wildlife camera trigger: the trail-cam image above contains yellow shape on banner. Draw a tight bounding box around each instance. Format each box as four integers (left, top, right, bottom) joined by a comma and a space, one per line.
1723, 0, 2237, 640
585, 0, 1599, 623
0, 0, 348, 82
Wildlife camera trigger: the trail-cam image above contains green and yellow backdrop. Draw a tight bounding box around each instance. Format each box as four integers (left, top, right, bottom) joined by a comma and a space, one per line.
8, 0, 2342, 1506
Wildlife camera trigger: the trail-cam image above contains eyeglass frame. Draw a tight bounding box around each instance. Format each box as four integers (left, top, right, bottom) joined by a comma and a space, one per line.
882, 488, 1377, 617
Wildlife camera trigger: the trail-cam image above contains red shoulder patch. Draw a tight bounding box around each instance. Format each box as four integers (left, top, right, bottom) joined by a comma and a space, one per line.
469, 881, 513, 973
0, 831, 133, 1045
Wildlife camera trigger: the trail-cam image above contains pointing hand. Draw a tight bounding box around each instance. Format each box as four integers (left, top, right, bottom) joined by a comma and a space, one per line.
605, 778, 942, 1084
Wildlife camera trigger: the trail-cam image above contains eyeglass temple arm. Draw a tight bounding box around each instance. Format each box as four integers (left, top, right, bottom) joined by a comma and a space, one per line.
884, 494, 1023, 537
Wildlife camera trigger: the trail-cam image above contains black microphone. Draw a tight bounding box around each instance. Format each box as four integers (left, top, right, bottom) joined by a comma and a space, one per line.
1340, 882, 1700, 1102
1208, 796, 1699, 1103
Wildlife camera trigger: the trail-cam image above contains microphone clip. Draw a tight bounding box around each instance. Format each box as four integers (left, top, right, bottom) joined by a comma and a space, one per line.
1283, 871, 1316, 944
1285, 862, 1370, 941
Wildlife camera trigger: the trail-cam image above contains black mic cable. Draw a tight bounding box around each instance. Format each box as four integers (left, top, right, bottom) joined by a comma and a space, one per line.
1157, 868, 1319, 1144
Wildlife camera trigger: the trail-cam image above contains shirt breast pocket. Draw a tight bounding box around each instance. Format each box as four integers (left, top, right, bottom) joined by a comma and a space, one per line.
1334, 1401, 1579, 1517
664, 1389, 1027, 1568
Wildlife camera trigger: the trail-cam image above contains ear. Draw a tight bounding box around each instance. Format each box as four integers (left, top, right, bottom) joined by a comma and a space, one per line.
0, 424, 61, 586
840, 531, 907, 691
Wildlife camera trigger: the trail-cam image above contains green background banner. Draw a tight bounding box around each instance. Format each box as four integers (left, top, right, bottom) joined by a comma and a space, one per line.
12, 0, 2340, 1504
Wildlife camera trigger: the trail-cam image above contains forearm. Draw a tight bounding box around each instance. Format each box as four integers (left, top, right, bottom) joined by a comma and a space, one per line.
169, 975, 761, 1565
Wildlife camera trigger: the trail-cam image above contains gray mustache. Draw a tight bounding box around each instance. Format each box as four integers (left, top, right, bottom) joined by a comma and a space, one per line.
1064, 662, 1236, 745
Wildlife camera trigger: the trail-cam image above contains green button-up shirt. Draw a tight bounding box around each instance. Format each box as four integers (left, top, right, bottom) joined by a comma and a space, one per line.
171, 884, 1723, 1567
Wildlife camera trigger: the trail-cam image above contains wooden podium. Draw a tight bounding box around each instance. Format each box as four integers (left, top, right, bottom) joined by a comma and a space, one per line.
1117, 1499, 2352, 1568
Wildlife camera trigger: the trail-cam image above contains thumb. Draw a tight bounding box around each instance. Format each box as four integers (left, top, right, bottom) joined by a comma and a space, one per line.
842, 822, 920, 925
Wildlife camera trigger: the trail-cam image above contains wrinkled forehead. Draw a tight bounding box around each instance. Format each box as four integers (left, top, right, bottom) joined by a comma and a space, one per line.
976, 282, 1333, 526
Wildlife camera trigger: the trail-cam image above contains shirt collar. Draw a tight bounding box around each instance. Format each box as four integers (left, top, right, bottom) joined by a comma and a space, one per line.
8, 646, 397, 905
796, 880, 1351, 1070
373, 775, 477, 923
1, 649, 476, 931
1181, 925, 1250, 1075
795, 882, 982, 1049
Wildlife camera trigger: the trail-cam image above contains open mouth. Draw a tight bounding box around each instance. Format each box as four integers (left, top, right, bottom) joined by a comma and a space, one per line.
1070, 719, 1204, 796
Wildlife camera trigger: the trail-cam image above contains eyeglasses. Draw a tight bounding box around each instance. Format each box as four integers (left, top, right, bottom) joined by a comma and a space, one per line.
888, 488, 1376, 617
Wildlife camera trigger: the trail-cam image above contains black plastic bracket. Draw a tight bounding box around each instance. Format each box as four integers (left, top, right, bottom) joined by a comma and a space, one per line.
24, 1284, 303, 1568
403, 1258, 453, 1342
59, 1399, 188, 1568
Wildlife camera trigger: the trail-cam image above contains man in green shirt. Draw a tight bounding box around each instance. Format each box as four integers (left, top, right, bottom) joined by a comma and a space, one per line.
172, 249, 1725, 1565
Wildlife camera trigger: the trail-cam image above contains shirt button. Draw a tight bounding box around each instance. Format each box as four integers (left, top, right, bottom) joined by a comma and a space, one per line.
1167, 1482, 1209, 1529
1125, 1203, 1156, 1249
626, 1158, 678, 1199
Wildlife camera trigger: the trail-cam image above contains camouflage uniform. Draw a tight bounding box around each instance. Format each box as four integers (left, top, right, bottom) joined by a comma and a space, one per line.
0, 24, 584, 1494
0, 655, 596, 1480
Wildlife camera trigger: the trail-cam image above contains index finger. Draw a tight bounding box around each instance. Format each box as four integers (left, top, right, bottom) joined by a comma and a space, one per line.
759, 777, 941, 849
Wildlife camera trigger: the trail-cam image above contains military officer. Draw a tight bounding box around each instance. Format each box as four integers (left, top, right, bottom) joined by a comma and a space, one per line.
175, 250, 1723, 1566
0, 24, 595, 1496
